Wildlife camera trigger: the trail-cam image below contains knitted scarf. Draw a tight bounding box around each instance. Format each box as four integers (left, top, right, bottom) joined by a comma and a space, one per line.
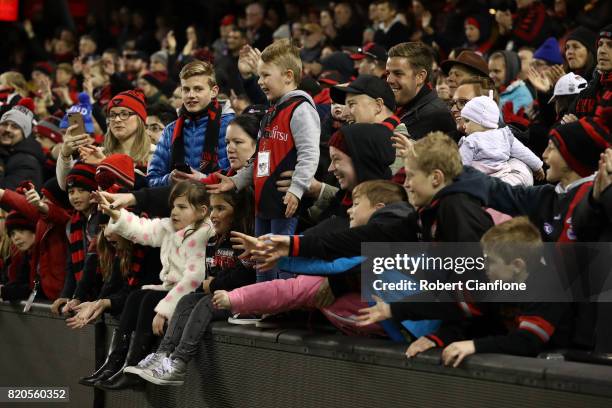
171, 99, 222, 175
68, 212, 87, 281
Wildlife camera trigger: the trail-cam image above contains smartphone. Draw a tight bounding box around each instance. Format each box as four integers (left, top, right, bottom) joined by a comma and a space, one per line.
68, 112, 87, 135
173, 163, 192, 174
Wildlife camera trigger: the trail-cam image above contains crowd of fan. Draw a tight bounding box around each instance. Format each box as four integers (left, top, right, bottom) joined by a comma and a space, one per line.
0, 0, 611, 390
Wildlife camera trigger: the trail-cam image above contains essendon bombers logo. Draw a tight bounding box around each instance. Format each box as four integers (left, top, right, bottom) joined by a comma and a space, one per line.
112, 98, 122, 106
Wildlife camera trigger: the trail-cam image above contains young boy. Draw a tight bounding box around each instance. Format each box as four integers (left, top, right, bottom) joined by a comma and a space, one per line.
147, 60, 235, 187
211, 38, 321, 282
229, 132, 494, 324
213, 180, 412, 334
481, 117, 611, 350
406, 217, 572, 366
459, 95, 544, 185
50, 162, 100, 315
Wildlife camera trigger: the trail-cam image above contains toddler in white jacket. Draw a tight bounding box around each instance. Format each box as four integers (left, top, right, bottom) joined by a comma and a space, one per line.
459, 96, 545, 185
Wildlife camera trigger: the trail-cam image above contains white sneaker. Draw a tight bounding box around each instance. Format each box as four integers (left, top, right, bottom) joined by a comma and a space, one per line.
138, 356, 186, 386
124, 352, 166, 376
227, 313, 261, 325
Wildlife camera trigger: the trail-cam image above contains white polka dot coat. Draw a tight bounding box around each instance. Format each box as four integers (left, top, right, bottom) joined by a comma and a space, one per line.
105, 208, 214, 319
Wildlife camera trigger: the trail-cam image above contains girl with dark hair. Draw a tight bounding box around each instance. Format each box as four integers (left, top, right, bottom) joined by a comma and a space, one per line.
122, 189, 255, 386
82, 180, 213, 390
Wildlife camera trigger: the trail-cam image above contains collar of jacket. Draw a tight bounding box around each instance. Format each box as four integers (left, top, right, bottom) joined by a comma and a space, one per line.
396, 84, 435, 120
554, 174, 595, 194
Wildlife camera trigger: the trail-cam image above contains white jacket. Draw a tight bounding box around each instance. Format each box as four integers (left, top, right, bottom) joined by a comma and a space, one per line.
459, 126, 543, 172
106, 209, 214, 318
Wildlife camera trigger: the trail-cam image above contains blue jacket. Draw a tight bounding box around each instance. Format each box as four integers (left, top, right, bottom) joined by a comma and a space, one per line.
147, 109, 234, 187
499, 80, 534, 113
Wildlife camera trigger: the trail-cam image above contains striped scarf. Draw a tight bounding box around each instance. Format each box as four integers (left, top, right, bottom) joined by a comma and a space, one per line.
68, 212, 87, 281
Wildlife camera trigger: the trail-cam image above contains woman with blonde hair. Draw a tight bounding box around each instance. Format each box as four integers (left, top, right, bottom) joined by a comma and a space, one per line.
57, 89, 153, 189
0, 71, 30, 108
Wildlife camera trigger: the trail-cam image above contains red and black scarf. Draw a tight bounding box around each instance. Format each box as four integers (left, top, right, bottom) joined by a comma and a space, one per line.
171, 99, 222, 175
68, 212, 87, 281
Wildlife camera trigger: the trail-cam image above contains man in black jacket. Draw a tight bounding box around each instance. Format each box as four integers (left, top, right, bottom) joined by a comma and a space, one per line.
386, 42, 456, 139
0, 99, 44, 189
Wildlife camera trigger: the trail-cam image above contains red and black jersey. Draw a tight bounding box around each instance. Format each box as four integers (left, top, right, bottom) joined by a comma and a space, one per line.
254, 96, 310, 219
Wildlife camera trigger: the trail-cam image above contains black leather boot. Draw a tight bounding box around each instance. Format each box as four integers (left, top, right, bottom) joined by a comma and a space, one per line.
95, 332, 153, 390
79, 329, 130, 387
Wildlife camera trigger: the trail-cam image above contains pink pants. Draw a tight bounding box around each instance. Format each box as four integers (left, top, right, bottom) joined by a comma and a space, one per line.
228, 275, 386, 337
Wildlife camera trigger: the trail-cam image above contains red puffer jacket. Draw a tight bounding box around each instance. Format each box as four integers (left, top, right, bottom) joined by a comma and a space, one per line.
1, 190, 70, 300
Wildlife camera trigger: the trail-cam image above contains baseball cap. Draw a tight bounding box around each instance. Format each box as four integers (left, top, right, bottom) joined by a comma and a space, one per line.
350, 43, 388, 62
548, 73, 588, 103
330, 75, 396, 111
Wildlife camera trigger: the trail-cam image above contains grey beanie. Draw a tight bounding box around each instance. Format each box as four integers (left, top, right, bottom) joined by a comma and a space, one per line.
0, 104, 34, 138
150, 50, 169, 67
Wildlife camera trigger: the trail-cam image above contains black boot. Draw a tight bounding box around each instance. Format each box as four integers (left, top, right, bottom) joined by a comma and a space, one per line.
95, 332, 153, 391
79, 329, 130, 387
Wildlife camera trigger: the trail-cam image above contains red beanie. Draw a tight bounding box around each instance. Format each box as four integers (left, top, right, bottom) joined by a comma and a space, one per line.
465, 17, 480, 30
96, 154, 135, 192
6, 210, 36, 234
328, 130, 350, 156
108, 89, 147, 122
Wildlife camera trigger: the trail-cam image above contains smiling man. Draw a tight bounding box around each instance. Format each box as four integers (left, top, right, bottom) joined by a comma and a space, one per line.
0, 99, 44, 189
147, 60, 235, 187
386, 42, 456, 140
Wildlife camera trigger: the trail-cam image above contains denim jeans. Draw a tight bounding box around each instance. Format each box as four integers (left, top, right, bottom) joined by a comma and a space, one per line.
157, 292, 230, 363
255, 216, 298, 282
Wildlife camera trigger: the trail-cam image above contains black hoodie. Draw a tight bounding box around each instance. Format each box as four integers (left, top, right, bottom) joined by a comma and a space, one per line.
0, 136, 45, 190
294, 166, 493, 261
303, 121, 396, 236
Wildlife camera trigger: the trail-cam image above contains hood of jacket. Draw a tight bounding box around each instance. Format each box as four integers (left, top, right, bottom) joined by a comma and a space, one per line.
498, 51, 521, 86
274, 89, 317, 108
433, 165, 489, 205
342, 122, 396, 184
370, 201, 414, 224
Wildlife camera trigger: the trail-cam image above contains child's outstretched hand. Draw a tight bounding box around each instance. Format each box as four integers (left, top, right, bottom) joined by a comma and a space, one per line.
94, 190, 120, 221
91, 191, 136, 210
534, 167, 545, 181
257, 235, 290, 271
284, 192, 299, 218
24, 183, 48, 212
441, 340, 475, 367
212, 290, 231, 309
230, 231, 267, 259
355, 295, 391, 326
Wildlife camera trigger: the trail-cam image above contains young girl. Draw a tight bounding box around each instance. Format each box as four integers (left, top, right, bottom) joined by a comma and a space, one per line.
88, 180, 213, 390
122, 190, 255, 386
0, 211, 37, 301
75, 225, 162, 387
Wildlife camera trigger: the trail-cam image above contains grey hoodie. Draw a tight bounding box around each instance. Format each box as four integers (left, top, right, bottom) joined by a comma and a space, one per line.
232, 89, 321, 202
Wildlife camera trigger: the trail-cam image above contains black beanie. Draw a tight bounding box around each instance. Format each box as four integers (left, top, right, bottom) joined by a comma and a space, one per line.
567, 27, 598, 58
